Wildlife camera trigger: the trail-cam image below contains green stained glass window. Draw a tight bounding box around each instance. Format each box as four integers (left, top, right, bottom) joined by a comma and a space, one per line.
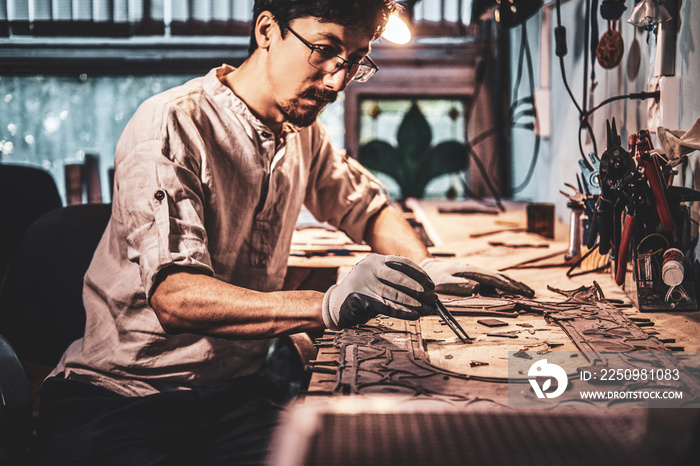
359, 99, 468, 200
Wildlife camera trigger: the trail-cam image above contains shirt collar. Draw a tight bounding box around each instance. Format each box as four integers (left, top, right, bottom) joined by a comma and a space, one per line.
205, 64, 303, 141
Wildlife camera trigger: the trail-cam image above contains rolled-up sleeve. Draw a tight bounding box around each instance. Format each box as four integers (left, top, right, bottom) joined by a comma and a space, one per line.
115, 137, 214, 300
303, 123, 389, 243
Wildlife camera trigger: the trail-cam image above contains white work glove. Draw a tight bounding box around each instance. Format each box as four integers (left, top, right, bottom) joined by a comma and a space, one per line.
322, 255, 437, 330
420, 258, 535, 298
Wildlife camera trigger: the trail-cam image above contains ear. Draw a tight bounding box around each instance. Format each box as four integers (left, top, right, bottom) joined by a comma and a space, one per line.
254, 11, 277, 50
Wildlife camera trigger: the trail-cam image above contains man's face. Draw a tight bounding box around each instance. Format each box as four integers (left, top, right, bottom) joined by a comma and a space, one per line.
266, 17, 374, 128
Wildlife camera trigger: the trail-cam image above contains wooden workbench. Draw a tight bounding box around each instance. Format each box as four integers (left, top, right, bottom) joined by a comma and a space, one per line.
276, 200, 700, 466
303, 200, 700, 397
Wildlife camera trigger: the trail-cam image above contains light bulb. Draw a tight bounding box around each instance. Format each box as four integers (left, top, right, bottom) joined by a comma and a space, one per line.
381, 14, 411, 45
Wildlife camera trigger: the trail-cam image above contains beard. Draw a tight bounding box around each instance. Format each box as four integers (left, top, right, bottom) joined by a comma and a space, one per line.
279, 86, 338, 128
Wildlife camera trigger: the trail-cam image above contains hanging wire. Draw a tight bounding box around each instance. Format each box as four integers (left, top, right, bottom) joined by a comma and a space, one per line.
511, 23, 541, 194
554, 0, 597, 171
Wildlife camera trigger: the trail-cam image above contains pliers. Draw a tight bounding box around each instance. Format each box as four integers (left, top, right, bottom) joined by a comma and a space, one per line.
593, 119, 634, 256
630, 130, 675, 232
559, 182, 587, 209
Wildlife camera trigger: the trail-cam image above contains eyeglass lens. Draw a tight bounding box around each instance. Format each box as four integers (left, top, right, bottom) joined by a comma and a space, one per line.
308, 49, 374, 82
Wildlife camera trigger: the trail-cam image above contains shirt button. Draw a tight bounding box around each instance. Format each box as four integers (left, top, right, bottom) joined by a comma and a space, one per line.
154, 189, 165, 201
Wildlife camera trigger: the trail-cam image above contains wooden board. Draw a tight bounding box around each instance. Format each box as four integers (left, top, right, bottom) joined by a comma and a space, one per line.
421, 314, 580, 380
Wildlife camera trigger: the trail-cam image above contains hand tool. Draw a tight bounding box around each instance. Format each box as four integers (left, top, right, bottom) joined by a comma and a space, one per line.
595, 119, 634, 255
434, 299, 473, 343
631, 130, 675, 232
576, 174, 596, 249
667, 186, 700, 203
577, 173, 597, 213
560, 182, 587, 208
614, 208, 636, 285
578, 152, 601, 197
560, 182, 587, 260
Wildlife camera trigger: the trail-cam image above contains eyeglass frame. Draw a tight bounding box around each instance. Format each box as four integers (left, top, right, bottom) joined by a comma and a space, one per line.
282, 22, 379, 83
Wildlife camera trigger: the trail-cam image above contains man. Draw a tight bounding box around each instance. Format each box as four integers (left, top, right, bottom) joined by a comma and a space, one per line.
39, 0, 533, 464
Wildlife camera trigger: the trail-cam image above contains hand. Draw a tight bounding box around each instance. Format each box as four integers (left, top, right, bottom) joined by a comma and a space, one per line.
322, 255, 437, 330
420, 259, 535, 298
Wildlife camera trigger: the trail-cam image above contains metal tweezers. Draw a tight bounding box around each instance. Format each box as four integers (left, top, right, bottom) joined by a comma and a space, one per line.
435, 299, 473, 343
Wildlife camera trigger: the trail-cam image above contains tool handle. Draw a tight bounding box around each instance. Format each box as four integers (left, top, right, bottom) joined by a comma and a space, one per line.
566, 209, 582, 261
639, 154, 675, 232
586, 213, 599, 249
597, 197, 614, 255
615, 213, 636, 286
628, 133, 637, 156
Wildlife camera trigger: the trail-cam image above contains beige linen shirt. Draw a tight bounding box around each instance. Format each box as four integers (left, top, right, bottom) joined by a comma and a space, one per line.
51, 65, 388, 396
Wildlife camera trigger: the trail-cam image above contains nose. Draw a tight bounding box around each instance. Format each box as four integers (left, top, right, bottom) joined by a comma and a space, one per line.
323, 66, 350, 92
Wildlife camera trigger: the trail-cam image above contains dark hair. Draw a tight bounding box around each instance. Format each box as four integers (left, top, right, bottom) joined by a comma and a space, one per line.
248, 0, 398, 55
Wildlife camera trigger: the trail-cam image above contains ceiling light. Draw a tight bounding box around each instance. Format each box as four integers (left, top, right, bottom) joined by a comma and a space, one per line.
382, 13, 412, 44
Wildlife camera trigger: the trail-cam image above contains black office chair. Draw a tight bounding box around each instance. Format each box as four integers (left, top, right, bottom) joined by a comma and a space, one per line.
0, 333, 33, 464
0, 164, 63, 284
0, 203, 111, 464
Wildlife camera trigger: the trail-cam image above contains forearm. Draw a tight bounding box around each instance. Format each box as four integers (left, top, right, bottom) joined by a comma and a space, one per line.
150, 269, 326, 339
364, 204, 432, 264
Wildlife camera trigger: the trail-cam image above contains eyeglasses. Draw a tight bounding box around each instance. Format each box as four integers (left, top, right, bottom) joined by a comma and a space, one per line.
284, 24, 378, 83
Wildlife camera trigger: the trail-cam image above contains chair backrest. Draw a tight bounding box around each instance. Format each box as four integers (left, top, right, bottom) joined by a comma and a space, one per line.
0, 203, 112, 367
0, 164, 63, 282
0, 333, 33, 464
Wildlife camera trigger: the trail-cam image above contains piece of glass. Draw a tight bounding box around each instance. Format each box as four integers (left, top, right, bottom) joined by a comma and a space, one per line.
359, 98, 468, 200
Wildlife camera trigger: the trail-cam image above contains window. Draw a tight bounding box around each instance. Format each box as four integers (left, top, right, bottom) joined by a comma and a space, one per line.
0, 0, 497, 204
0, 1, 253, 36
359, 98, 468, 199
0, 74, 196, 203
